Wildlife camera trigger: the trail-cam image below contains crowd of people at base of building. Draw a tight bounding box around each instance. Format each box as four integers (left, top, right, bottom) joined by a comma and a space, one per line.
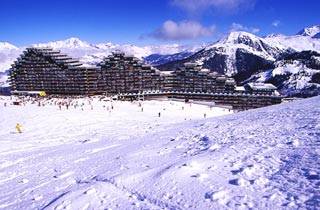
0, 96, 115, 112
0, 95, 226, 134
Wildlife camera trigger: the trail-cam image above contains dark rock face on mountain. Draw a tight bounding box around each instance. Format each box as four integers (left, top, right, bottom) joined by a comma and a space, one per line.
234, 49, 275, 82
144, 51, 193, 66
313, 32, 320, 39
297, 25, 320, 37
280, 50, 320, 70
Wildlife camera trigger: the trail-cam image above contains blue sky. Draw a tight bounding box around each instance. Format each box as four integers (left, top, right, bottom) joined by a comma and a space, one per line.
0, 0, 319, 46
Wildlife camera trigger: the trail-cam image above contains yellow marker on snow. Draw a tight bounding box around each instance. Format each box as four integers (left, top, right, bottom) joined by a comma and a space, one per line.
39, 91, 46, 97
16, 123, 22, 133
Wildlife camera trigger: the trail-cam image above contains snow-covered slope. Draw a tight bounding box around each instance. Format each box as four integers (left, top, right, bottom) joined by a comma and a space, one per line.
265, 34, 320, 52
0, 95, 319, 209
265, 25, 320, 52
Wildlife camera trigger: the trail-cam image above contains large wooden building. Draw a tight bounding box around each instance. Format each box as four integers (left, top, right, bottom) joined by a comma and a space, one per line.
8, 48, 282, 110
9, 48, 99, 95
161, 63, 236, 93
97, 51, 163, 94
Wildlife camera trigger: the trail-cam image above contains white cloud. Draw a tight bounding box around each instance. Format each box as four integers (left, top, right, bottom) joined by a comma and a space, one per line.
171, 0, 255, 14
151, 20, 216, 41
230, 23, 260, 34
272, 20, 281, 27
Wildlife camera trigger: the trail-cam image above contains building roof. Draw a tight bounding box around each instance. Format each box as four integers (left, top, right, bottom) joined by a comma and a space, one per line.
235, 86, 246, 91
160, 71, 174, 76
245, 83, 277, 91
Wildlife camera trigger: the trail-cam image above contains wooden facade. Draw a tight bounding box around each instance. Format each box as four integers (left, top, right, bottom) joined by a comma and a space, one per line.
8, 48, 282, 110
9, 48, 99, 95
161, 63, 236, 93
98, 52, 163, 94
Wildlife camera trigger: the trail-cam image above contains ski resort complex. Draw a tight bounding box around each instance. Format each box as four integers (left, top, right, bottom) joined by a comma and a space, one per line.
9, 48, 99, 95
8, 48, 282, 110
1, 0, 320, 209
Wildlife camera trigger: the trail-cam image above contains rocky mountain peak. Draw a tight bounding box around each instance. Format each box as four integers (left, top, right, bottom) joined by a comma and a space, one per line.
297, 25, 320, 37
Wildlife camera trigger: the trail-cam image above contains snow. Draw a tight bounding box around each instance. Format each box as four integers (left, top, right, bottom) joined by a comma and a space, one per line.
265, 34, 320, 52
0, 43, 22, 73
272, 61, 303, 76
0, 95, 319, 209
197, 31, 289, 76
297, 25, 320, 37
272, 61, 319, 91
34, 37, 93, 49
211, 31, 287, 60
0, 42, 19, 51
0, 74, 9, 87
32, 38, 201, 60
246, 60, 320, 96
1, 26, 320, 74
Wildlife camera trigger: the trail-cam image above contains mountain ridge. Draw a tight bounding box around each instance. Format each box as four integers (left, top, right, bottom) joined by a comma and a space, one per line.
1, 25, 320, 97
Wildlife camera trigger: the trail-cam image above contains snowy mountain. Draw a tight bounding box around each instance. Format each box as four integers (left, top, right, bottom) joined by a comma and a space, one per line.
0, 42, 22, 73
244, 51, 320, 97
158, 31, 292, 81
0, 94, 319, 209
265, 34, 320, 52
33, 38, 196, 61
144, 51, 194, 66
157, 26, 320, 97
313, 33, 320, 39
297, 25, 320, 36
2, 25, 320, 96
0, 42, 22, 87
35, 37, 93, 49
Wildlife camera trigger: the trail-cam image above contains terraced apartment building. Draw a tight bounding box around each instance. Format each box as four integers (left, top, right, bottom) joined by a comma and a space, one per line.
9, 48, 99, 95
98, 51, 163, 94
9, 48, 281, 110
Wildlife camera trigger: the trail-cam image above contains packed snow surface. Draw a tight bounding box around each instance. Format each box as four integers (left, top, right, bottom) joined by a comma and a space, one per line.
0, 96, 319, 209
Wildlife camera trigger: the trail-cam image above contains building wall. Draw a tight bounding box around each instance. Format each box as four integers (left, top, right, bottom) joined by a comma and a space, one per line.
9, 48, 281, 110
9, 48, 99, 95
98, 52, 162, 94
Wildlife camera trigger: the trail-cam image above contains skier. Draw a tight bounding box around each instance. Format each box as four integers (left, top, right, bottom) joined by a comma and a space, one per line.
158, 112, 161, 117
15, 123, 22, 133
204, 113, 207, 118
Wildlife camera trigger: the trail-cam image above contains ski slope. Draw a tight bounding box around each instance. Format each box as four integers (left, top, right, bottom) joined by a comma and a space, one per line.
0, 96, 319, 209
